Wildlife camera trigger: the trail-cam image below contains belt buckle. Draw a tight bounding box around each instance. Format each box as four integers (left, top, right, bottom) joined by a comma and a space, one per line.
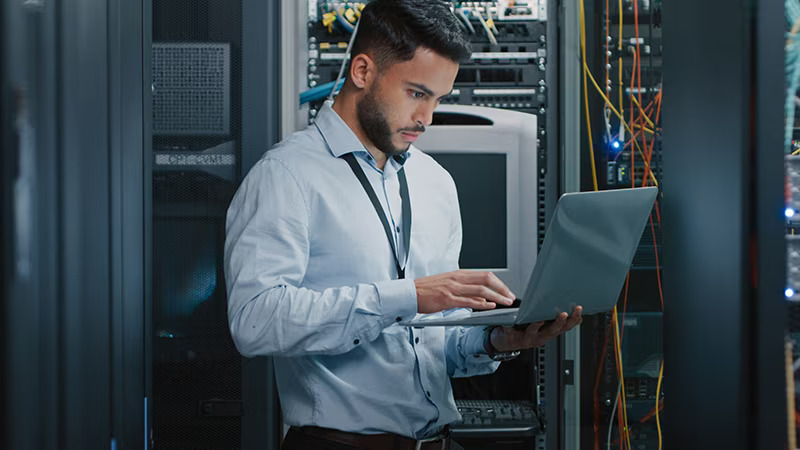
413, 433, 447, 450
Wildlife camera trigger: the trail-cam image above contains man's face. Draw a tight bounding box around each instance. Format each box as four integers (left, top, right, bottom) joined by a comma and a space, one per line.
356, 47, 459, 157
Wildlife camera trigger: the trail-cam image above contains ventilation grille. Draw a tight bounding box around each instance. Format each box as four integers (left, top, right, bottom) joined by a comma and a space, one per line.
153, 43, 231, 135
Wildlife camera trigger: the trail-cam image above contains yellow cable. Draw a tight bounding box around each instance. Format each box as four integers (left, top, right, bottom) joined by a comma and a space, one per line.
585, 66, 648, 135
587, 3, 646, 448
618, 0, 623, 130
631, 123, 656, 133
584, 67, 659, 186
579, 0, 599, 191
583, 0, 658, 188
612, 307, 632, 450
793, 147, 800, 155
631, 122, 656, 134
629, 93, 655, 128
656, 359, 663, 450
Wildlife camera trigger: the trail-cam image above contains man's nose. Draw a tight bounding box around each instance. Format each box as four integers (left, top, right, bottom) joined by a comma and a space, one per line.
413, 102, 435, 127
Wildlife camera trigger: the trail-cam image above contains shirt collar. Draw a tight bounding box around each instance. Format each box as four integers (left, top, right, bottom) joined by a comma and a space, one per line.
314, 101, 412, 166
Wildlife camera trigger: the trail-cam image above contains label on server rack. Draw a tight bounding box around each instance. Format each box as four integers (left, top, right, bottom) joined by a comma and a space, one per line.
155, 153, 236, 166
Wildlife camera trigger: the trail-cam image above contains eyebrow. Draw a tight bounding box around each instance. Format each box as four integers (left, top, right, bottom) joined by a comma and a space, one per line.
406, 82, 451, 100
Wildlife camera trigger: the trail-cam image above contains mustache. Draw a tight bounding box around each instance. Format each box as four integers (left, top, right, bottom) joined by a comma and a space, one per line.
398, 125, 426, 133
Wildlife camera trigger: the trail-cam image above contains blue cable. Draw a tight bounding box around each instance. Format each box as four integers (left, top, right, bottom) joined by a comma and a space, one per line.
336, 11, 355, 33
299, 78, 346, 105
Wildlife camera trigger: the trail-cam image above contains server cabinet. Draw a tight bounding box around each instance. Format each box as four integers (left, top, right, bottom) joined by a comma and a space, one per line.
661, 0, 785, 449
3, 0, 147, 448
146, 0, 283, 448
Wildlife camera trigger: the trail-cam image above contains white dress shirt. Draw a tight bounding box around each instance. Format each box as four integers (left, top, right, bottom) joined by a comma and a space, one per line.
224, 102, 499, 439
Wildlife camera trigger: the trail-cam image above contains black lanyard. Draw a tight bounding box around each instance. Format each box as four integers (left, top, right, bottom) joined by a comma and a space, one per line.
341, 152, 411, 279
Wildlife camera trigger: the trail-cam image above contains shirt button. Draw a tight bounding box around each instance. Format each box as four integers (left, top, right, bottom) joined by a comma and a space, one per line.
415, 337, 420, 344
396, 316, 402, 322
395, 226, 400, 233
426, 391, 431, 397
353, 339, 360, 345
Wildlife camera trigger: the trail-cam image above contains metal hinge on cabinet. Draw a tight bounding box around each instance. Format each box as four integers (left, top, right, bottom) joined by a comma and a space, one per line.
562, 359, 575, 385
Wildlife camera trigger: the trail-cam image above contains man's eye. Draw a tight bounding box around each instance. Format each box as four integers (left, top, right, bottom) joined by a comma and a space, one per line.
411, 91, 425, 99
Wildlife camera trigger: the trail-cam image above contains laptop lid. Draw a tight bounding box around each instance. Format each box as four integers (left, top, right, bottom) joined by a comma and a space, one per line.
515, 187, 658, 324
400, 187, 658, 328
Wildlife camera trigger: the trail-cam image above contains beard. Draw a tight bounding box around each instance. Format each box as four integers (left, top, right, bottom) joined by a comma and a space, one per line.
356, 87, 414, 157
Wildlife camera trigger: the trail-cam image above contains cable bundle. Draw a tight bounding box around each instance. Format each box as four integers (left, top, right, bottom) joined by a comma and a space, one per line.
580, 0, 663, 448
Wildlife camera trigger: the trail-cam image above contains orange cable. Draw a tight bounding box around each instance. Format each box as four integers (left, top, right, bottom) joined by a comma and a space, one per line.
580, 0, 599, 191
633, 0, 646, 193
595, 1, 612, 447
639, 399, 664, 423
629, 51, 636, 188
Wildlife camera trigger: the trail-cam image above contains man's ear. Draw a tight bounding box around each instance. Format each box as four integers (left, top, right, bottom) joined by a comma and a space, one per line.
349, 53, 376, 89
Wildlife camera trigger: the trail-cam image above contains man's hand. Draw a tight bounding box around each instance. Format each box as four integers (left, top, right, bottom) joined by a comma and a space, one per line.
415, 270, 516, 314
488, 306, 583, 352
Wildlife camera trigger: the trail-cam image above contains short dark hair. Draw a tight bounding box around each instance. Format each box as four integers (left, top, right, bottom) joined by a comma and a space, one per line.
350, 0, 472, 69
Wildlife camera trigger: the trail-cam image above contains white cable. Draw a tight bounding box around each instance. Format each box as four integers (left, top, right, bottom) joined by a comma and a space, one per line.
327, 15, 361, 102
607, 380, 622, 450
475, 8, 498, 45
457, 8, 476, 34
483, 2, 499, 34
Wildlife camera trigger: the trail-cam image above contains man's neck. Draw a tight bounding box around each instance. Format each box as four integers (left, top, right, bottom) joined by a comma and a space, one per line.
331, 90, 389, 170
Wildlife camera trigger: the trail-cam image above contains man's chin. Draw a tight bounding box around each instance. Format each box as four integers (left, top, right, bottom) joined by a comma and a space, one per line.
380, 143, 410, 157
392, 141, 411, 155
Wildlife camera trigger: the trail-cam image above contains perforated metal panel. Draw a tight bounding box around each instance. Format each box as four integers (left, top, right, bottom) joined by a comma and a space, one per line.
153, 43, 231, 136
151, 1, 243, 448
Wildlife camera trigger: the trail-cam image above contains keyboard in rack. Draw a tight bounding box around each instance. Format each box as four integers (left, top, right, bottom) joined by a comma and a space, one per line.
451, 399, 543, 437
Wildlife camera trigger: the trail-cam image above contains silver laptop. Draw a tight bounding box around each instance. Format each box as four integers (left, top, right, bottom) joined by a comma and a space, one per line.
400, 187, 659, 327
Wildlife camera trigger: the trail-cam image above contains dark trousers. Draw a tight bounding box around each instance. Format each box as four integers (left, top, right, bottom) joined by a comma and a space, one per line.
281, 427, 465, 450
282, 427, 358, 450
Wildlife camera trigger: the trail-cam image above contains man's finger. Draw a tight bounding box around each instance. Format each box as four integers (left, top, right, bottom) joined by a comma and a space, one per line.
459, 271, 515, 299
564, 306, 583, 330
452, 295, 496, 310
543, 313, 569, 337
457, 284, 514, 306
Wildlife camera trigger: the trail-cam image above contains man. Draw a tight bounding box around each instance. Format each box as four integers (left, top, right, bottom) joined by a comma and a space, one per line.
224, 0, 582, 448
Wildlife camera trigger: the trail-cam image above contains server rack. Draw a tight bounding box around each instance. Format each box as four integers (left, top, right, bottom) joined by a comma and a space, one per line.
569, 1, 787, 449
145, 1, 283, 448
571, 1, 665, 449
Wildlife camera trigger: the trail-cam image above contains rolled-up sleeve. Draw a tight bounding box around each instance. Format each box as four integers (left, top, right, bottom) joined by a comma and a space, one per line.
224, 158, 418, 358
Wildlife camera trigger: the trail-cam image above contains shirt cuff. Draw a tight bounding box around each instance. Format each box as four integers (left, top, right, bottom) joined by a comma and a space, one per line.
462, 326, 491, 357
374, 279, 418, 326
